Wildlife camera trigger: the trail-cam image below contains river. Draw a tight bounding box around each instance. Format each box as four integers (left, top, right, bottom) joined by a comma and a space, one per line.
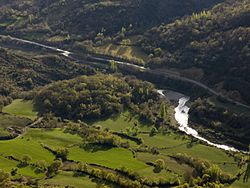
1, 34, 248, 154
159, 90, 249, 154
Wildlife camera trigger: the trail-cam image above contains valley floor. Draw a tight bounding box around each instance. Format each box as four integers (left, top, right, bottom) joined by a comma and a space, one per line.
0, 99, 249, 187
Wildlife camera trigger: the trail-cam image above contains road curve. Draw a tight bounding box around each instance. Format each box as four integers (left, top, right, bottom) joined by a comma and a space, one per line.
1, 34, 250, 110
150, 69, 250, 110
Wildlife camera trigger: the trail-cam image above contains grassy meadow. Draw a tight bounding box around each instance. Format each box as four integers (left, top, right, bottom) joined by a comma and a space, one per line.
2, 99, 38, 120
0, 113, 31, 137
0, 100, 249, 187
92, 41, 148, 65
40, 171, 98, 188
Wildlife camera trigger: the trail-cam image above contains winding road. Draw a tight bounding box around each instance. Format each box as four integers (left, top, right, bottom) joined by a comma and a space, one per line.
1, 34, 250, 154
1, 34, 249, 110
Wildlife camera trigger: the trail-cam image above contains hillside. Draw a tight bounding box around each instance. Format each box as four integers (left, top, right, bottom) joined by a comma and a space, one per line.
34, 74, 171, 125
142, 0, 250, 105
189, 98, 250, 150
0, 77, 247, 188
0, 0, 223, 40
0, 48, 95, 106
0, 0, 250, 187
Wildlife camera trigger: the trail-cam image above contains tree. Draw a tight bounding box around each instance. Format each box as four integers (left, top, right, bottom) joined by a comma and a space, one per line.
109, 60, 117, 72
154, 159, 165, 172
206, 164, 221, 182
154, 48, 163, 57
28, 14, 33, 24
160, 102, 167, 119
20, 155, 32, 167
55, 147, 69, 161
106, 172, 116, 182
243, 163, 250, 182
149, 126, 158, 136
10, 168, 18, 176
46, 160, 62, 177
0, 170, 11, 187
78, 162, 88, 172
36, 160, 47, 173
43, 99, 52, 109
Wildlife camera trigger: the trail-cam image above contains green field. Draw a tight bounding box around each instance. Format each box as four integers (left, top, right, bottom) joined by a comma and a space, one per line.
69, 146, 146, 170
137, 152, 192, 179
0, 111, 248, 187
92, 114, 250, 186
0, 113, 31, 137
0, 113, 31, 128
40, 171, 98, 188
92, 43, 147, 65
0, 137, 54, 163
24, 128, 83, 147
93, 111, 152, 132
139, 133, 239, 174
2, 99, 38, 120
0, 156, 44, 178
68, 146, 175, 181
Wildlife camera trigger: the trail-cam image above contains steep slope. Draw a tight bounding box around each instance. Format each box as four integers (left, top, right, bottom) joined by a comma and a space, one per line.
142, 0, 250, 104
0, 48, 95, 97
0, 0, 223, 39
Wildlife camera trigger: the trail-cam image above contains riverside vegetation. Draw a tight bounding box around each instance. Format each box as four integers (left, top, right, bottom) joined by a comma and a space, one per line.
0, 0, 250, 187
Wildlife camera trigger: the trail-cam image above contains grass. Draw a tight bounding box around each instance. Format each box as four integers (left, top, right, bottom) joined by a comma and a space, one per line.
139, 133, 239, 175
0, 155, 18, 172
23, 32, 47, 41
0, 110, 247, 185
24, 128, 83, 147
40, 171, 98, 188
0, 156, 44, 178
93, 112, 240, 177
93, 111, 152, 132
137, 152, 192, 180
0, 113, 31, 128
0, 113, 31, 137
137, 166, 178, 182
0, 137, 54, 163
68, 146, 175, 181
68, 146, 147, 170
47, 35, 70, 42
93, 43, 147, 65
2, 99, 38, 120
232, 176, 250, 188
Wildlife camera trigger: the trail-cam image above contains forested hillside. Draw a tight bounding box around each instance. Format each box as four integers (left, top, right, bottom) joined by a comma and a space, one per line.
35, 74, 171, 126
0, 48, 94, 101
190, 98, 250, 150
0, 0, 250, 187
142, 0, 250, 104
0, 0, 223, 40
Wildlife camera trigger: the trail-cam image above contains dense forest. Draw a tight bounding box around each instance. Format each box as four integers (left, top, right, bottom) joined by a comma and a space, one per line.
0, 48, 95, 93
0, 48, 95, 108
0, 0, 222, 40
0, 0, 250, 187
141, 0, 250, 104
35, 74, 171, 126
190, 98, 250, 150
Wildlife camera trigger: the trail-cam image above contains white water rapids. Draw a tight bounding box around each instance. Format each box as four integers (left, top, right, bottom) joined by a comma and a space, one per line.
158, 90, 249, 154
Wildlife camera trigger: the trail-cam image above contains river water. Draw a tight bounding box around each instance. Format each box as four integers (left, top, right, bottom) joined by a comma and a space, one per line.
159, 90, 248, 154
1, 34, 248, 154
